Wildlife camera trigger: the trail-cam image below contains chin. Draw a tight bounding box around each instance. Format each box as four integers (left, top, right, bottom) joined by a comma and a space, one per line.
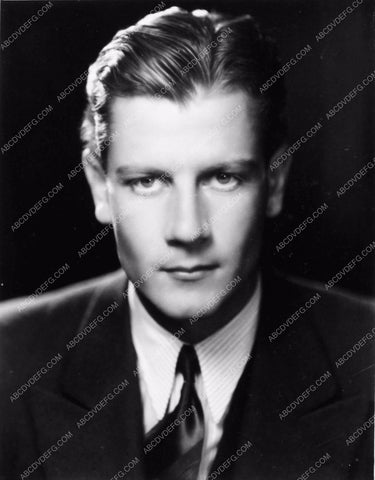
155, 299, 205, 321
142, 286, 216, 321
166, 296, 229, 323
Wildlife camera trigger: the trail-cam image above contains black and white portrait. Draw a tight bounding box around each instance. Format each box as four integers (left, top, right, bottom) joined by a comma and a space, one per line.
1, 1, 374, 479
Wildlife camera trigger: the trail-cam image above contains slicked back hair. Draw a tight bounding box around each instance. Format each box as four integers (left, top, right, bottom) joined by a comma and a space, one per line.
80, 6, 287, 170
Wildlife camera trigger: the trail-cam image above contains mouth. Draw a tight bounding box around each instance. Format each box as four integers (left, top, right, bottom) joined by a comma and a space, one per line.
164, 264, 217, 273
161, 264, 218, 280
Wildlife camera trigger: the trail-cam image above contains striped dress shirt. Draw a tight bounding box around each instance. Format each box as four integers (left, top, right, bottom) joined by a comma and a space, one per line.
129, 278, 261, 479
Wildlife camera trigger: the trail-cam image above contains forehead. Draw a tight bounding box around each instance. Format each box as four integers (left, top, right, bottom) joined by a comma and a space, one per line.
107, 88, 262, 170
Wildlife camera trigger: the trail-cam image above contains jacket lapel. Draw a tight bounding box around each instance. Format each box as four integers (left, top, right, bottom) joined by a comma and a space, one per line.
28, 272, 147, 479
209, 273, 367, 480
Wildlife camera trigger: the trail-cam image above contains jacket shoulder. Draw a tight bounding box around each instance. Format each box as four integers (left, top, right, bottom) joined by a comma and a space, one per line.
0, 270, 124, 327
0, 270, 126, 380
283, 273, 375, 330
277, 273, 375, 390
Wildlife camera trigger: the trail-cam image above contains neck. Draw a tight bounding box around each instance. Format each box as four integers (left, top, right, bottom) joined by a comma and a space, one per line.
136, 274, 258, 344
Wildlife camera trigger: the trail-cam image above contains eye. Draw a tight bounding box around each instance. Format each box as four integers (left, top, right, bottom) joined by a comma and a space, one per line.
138, 177, 155, 188
129, 176, 166, 196
216, 173, 234, 184
206, 172, 241, 191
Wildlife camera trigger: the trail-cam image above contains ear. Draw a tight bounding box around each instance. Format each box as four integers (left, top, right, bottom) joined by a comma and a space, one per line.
266, 145, 292, 217
83, 149, 112, 224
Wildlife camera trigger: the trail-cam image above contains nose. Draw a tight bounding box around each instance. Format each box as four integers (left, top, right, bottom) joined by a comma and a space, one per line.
165, 185, 210, 247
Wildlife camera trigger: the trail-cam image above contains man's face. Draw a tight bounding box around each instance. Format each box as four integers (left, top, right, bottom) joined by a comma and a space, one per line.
87, 88, 288, 320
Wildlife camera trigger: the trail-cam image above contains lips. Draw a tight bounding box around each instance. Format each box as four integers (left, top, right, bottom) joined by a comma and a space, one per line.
162, 264, 217, 273
161, 263, 218, 281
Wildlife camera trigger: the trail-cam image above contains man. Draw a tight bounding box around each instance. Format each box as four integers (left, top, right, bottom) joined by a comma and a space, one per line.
0, 7, 373, 480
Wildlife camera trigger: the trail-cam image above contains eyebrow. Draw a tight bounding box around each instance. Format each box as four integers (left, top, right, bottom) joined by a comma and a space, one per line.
199, 158, 261, 174
114, 158, 260, 176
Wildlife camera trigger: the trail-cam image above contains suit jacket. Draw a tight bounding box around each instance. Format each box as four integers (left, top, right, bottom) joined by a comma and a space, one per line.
0, 269, 374, 480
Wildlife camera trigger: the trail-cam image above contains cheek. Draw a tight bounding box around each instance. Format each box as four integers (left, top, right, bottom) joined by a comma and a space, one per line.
212, 190, 266, 249
113, 221, 155, 283
111, 205, 165, 279
110, 191, 161, 243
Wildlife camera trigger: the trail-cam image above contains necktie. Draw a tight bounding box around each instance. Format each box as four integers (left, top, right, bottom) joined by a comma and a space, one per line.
143, 344, 205, 480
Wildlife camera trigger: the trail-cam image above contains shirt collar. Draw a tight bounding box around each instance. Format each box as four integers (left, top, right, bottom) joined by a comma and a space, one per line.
129, 278, 261, 424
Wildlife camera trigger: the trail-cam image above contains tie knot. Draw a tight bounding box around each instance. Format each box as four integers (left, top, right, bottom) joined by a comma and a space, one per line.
176, 345, 200, 383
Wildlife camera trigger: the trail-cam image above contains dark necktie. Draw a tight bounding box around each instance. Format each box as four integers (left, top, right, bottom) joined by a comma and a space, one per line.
143, 344, 205, 480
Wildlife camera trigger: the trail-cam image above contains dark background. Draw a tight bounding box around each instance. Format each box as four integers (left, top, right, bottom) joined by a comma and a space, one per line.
1, 0, 374, 301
